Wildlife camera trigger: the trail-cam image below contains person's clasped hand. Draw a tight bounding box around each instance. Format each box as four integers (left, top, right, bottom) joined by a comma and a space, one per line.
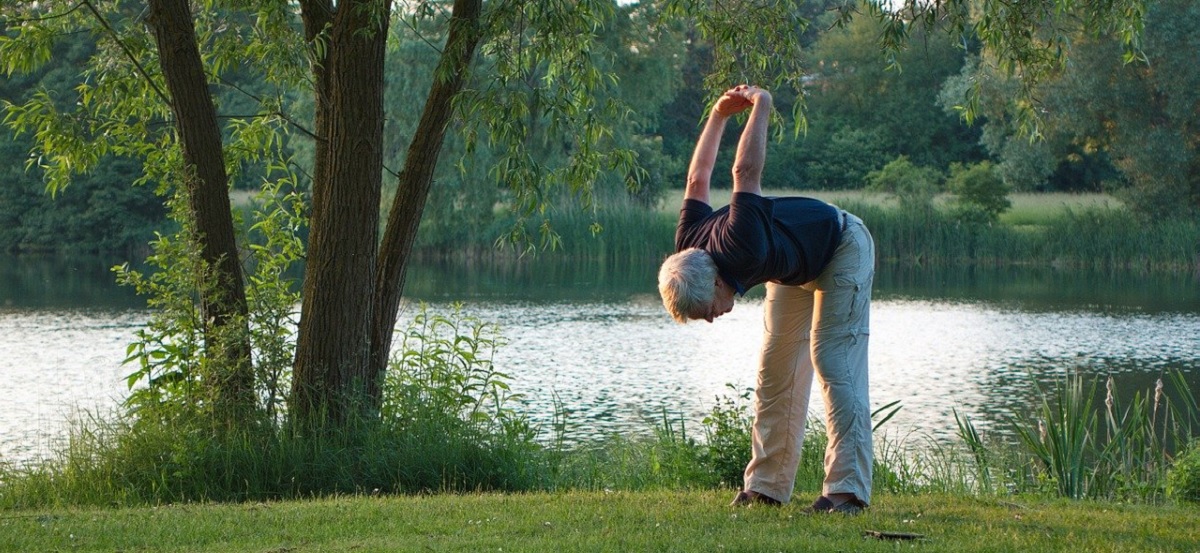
713, 85, 753, 116
713, 84, 770, 117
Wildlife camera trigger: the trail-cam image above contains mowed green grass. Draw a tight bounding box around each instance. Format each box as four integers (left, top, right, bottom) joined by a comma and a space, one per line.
3, 490, 1197, 552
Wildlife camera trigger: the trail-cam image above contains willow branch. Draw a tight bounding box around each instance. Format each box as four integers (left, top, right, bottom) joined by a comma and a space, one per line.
79, 0, 171, 107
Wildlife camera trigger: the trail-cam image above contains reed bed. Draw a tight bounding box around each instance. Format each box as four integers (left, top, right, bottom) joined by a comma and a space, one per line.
429, 191, 1196, 272
836, 201, 1198, 271
954, 371, 1199, 502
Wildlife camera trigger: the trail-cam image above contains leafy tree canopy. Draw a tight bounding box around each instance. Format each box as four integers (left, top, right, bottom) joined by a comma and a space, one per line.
941, 0, 1197, 216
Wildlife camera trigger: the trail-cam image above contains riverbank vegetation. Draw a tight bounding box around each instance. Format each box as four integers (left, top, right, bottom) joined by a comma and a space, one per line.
421, 189, 1199, 272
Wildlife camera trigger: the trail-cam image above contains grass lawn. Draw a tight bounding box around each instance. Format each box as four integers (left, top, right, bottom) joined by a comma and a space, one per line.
3, 490, 1197, 552
999, 192, 1124, 226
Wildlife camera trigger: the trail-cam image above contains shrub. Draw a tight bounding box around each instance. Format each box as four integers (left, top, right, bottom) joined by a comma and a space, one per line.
865, 156, 942, 213
700, 385, 754, 488
947, 161, 1011, 224
1167, 442, 1200, 503
383, 304, 548, 494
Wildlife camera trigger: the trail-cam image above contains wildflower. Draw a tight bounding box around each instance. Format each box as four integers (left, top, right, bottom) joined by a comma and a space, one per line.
1153, 378, 1164, 420
1105, 377, 1114, 414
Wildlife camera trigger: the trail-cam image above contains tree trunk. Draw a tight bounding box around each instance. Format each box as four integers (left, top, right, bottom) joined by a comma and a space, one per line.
369, 0, 484, 406
292, 0, 392, 425
299, 0, 334, 220
146, 0, 253, 419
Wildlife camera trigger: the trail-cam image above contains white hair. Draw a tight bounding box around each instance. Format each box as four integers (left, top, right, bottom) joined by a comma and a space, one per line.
657, 247, 717, 323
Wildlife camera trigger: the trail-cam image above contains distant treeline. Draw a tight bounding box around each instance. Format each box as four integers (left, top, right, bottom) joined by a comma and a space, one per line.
2, 0, 1195, 255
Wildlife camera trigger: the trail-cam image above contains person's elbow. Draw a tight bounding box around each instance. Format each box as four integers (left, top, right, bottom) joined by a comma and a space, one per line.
732, 162, 760, 181
684, 175, 711, 202
686, 173, 712, 194
732, 164, 762, 193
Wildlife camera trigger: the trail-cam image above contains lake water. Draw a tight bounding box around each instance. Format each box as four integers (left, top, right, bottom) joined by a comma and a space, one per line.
2, 254, 1198, 464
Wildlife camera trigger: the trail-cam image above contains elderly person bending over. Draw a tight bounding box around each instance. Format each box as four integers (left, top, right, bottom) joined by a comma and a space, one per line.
658, 85, 876, 514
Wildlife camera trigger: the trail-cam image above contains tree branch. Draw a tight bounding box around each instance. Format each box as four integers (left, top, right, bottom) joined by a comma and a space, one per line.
79, 0, 171, 107
396, 14, 444, 55
214, 76, 322, 142
1, 1, 87, 24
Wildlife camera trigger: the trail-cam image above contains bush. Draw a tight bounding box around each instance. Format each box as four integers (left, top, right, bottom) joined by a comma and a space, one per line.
700, 385, 754, 488
865, 156, 942, 213
383, 304, 548, 492
947, 161, 1011, 224
1168, 442, 1200, 504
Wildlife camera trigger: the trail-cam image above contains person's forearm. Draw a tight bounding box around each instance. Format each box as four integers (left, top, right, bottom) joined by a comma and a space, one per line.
731, 94, 770, 196
684, 110, 728, 205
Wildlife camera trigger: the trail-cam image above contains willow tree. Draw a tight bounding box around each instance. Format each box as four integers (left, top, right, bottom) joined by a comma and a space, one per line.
0, 0, 1150, 427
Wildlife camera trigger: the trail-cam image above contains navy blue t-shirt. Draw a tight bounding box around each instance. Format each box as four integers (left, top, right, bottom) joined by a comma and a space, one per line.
674, 192, 841, 294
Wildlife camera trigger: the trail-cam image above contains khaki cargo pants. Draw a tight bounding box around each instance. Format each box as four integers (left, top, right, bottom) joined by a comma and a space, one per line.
743, 211, 875, 505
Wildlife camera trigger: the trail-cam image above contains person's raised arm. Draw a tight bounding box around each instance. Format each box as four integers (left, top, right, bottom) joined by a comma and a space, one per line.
684, 88, 753, 205
730, 86, 771, 196
683, 110, 727, 205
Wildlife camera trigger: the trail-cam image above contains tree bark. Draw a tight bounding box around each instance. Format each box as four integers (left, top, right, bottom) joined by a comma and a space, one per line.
146, 0, 253, 419
299, 0, 334, 227
292, 0, 392, 425
369, 0, 484, 407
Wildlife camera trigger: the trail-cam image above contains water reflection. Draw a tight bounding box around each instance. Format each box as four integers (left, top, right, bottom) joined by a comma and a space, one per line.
0, 308, 147, 462
879, 264, 1200, 314
0, 254, 145, 310
404, 295, 1198, 448
404, 254, 1200, 313
1, 254, 1197, 463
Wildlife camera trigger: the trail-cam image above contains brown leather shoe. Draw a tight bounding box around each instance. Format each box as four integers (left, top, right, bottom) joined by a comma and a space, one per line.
830, 498, 867, 515
730, 490, 782, 506
804, 495, 868, 515
804, 495, 835, 513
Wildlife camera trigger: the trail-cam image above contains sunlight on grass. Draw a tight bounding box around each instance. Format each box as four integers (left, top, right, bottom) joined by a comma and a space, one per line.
659, 188, 896, 213
660, 190, 1123, 228
1000, 193, 1123, 226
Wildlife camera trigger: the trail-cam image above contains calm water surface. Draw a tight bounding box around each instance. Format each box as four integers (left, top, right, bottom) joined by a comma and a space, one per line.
2, 254, 1198, 464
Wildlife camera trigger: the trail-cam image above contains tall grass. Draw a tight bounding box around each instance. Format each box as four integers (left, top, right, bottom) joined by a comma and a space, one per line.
1044, 208, 1200, 271
423, 197, 675, 259
1010, 375, 1097, 499
4, 367, 1195, 508
842, 201, 1200, 271
954, 370, 1200, 502
428, 190, 1197, 271
537, 202, 675, 259
552, 390, 908, 500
